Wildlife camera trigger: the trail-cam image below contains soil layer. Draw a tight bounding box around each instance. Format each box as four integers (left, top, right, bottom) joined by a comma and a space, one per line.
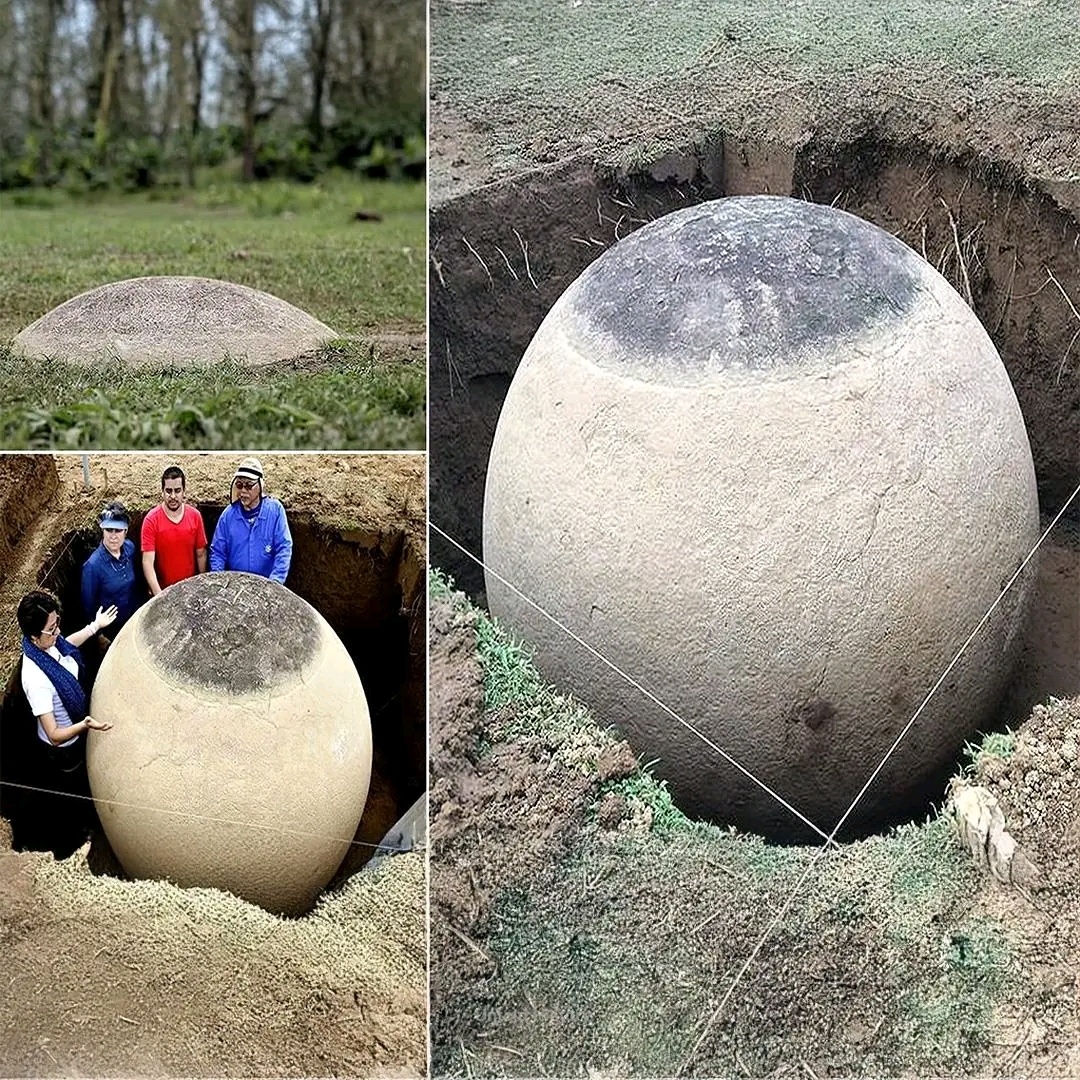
430, 586, 1080, 1077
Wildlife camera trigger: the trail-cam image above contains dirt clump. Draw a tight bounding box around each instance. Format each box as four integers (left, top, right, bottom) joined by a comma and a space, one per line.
965, 697, 1080, 1077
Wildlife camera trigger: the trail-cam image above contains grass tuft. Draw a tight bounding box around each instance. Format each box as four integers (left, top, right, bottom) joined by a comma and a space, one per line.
0, 347, 424, 450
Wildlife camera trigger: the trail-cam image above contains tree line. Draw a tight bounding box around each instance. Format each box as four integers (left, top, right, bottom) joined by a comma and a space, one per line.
0, 0, 426, 190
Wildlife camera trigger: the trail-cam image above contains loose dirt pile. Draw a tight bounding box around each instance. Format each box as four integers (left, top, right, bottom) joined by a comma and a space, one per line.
0, 831, 426, 1077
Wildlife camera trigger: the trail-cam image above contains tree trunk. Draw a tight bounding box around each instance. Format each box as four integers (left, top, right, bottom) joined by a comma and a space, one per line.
95, 0, 126, 150
238, 0, 257, 182
29, 0, 63, 180
189, 10, 206, 141
307, 0, 334, 145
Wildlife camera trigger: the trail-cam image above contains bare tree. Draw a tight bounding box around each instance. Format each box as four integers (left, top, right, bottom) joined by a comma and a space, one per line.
217, 0, 258, 180
188, 1, 207, 139
93, 0, 126, 149
330, 0, 424, 118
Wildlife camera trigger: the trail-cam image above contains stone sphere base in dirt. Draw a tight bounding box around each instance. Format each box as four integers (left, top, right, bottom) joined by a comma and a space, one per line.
88, 572, 372, 915
484, 194, 1039, 841
10, 276, 337, 366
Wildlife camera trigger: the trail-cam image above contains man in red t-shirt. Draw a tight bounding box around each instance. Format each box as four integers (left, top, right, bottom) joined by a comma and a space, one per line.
141, 466, 209, 595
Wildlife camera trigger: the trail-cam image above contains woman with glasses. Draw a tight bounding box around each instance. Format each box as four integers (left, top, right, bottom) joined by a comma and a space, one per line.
18, 589, 118, 768
81, 500, 141, 654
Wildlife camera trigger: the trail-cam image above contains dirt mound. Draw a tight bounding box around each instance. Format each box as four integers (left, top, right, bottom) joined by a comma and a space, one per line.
962, 698, 1080, 1076
11, 277, 337, 367
429, 592, 599, 1061
0, 841, 426, 1077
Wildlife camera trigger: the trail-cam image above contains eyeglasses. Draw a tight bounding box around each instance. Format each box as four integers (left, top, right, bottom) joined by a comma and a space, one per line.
235, 480, 258, 491
41, 621, 60, 637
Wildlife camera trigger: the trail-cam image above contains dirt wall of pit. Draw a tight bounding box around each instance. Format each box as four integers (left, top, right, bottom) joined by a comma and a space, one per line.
430, 134, 1080, 597
0, 457, 57, 586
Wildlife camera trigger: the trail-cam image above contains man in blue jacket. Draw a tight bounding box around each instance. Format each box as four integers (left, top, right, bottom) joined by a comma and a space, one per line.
209, 458, 293, 584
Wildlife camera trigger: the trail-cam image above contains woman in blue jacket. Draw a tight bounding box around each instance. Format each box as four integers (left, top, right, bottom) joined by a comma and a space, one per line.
81, 501, 141, 653
209, 458, 293, 583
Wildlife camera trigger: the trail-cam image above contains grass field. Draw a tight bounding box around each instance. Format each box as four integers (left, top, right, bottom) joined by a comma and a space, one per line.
0, 173, 426, 449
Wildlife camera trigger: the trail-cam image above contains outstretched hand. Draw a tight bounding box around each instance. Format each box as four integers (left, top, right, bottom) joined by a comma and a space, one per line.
85, 716, 112, 732
95, 605, 119, 629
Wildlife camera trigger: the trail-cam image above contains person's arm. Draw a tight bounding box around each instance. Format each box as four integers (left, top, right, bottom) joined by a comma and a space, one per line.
37, 711, 110, 744
65, 605, 117, 648
269, 504, 292, 584
80, 558, 98, 628
209, 514, 227, 572
195, 511, 209, 574
141, 515, 162, 595
81, 556, 114, 647
142, 551, 162, 596
23, 664, 112, 742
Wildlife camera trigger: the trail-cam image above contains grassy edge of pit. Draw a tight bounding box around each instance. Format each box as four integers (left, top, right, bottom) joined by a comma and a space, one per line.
431, 568, 1031, 1078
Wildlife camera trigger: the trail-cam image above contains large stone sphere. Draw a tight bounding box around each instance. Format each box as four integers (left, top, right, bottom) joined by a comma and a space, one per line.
11, 276, 336, 366
88, 572, 372, 914
483, 195, 1039, 841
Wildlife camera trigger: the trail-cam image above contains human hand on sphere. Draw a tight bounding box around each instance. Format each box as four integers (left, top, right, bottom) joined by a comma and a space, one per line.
85, 716, 112, 731
95, 605, 119, 629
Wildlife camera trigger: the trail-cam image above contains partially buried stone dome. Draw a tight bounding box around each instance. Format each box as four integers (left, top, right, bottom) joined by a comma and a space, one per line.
10, 276, 337, 366
484, 194, 1040, 842
87, 571, 372, 916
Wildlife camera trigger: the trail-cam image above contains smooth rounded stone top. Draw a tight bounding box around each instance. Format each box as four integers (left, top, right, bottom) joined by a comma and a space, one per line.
484, 193, 1040, 840
565, 195, 922, 384
88, 570, 373, 915
10, 276, 337, 366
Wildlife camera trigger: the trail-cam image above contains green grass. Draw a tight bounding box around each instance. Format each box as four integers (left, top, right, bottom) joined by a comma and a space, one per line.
0, 173, 425, 449
434, 0, 1078, 104
0, 346, 424, 450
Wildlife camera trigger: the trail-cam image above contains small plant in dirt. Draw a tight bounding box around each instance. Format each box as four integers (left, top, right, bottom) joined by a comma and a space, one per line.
963, 728, 1017, 774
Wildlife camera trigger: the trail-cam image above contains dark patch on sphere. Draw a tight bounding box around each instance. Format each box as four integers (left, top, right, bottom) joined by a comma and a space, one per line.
139, 572, 320, 693
567, 196, 922, 382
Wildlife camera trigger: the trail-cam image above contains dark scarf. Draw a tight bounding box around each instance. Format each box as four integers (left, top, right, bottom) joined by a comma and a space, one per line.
21, 634, 87, 723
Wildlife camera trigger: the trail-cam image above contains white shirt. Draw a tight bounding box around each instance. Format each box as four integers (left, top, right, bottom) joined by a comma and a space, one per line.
21, 649, 80, 747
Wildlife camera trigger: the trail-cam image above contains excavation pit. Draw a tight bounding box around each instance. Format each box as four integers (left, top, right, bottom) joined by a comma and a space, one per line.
430, 132, 1080, 842
0, 496, 426, 907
